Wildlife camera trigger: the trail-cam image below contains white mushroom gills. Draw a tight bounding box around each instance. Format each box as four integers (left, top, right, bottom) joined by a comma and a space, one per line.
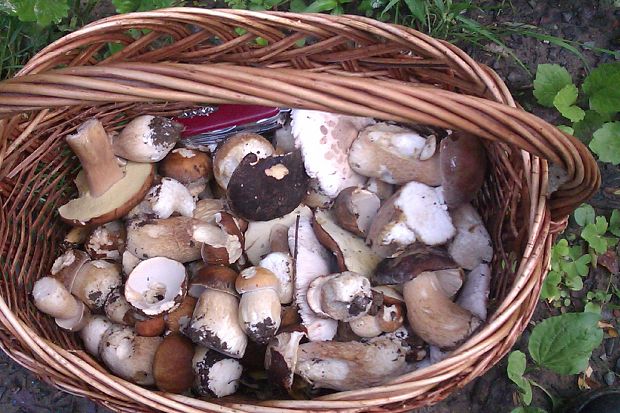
124, 257, 187, 316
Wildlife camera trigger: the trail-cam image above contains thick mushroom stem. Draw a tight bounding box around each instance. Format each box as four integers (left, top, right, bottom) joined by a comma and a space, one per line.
403, 271, 481, 349
66, 119, 124, 198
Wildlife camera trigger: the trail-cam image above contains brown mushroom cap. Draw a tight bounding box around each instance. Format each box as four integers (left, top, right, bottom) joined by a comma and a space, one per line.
440, 132, 487, 209
165, 294, 197, 334
126, 217, 202, 263
153, 334, 195, 393
213, 133, 275, 190
190, 265, 238, 297
227, 150, 309, 221
135, 315, 166, 337
333, 187, 381, 237
160, 148, 212, 184
372, 245, 457, 285
235, 267, 280, 294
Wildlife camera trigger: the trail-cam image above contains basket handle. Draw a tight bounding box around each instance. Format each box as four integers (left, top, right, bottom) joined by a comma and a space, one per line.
0, 62, 599, 220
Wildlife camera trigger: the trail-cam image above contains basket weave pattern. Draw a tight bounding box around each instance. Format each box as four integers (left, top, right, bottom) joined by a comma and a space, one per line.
0, 9, 599, 413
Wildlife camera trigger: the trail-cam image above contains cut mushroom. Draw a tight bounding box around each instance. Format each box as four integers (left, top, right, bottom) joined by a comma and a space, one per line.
99, 325, 162, 385
32, 277, 81, 319
193, 213, 243, 265
403, 270, 482, 349
160, 148, 212, 185
192, 346, 243, 397
456, 263, 491, 321
367, 182, 455, 257
80, 315, 113, 357
165, 295, 197, 334
291, 109, 375, 197
50, 249, 90, 291
227, 150, 309, 221
245, 205, 312, 265
71, 260, 122, 311
333, 187, 381, 237
213, 133, 275, 190
364, 178, 394, 201
126, 217, 202, 263
259, 252, 294, 304
144, 177, 196, 219
193, 198, 227, 222
306, 272, 373, 322
288, 216, 338, 341
186, 265, 247, 358
124, 257, 187, 316
236, 267, 282, 344
59, 119, 154, 226
372, 245, 457, 285
84, 221, 126, 261
122, 250, 142, 277
153, 334, 195, 393
264, 330, 306, 390
313, 209, 381, 278
55, 301, 90, 332
112, 115, 183, 162
348, 123, 441, 186
295, 337, 408, 391
104, 287, 136, 325
448, 203, 493, 270
440, 132, 487, 208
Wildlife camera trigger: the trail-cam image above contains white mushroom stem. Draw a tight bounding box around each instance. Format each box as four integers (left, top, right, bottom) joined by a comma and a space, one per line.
456, 263, 491, 321
288, 216, 338, 341
146, 177, 196, 219
238, 288, 281, 344
32, 277, 81, 319
259, 252, 294, 304
71, 260, 122, 311
56, 301, 90, 332
192, 346, 243, 397
81, 315, 113, 357
448, 203, 493, 270
66, 119, 124, 198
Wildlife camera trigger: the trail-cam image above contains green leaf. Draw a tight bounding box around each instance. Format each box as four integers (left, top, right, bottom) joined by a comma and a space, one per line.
113, 0, 140, 13
557, 125, 574, 135
304, 0, 337, 12
582, 62, 620, 115
590, 122, 620, 165
510, 407, 548, 413
404, 0, 427, 22
553, 84, 586, 122
582, 217, 609, 254
136, 0, 178, 11
554, 238, 570, 257
507, 351, 532, 405
541, 270, 562, 300
528, 312, 603, 375
255, 36, 268, 46
573, 110, 606, 143
8, 0, 69, 26
584, 301, 602, 314
575, 254, 592, 276
574, 204, 596, 227
609, 210, 620, 237
533, 64, 573, 108
290, 0, 307, 12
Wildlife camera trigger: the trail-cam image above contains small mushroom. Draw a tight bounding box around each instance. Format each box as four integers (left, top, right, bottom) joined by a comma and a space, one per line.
259, 252, 294, 304
70, 260, 122, 311
456, 263, 491, 321
212, 133, 275, 190
372, 245, 457, 285
99, 325, 162, 385
364, 177, 394, 201
192, 346, 243, 397
84, 221, 126, 261
58, 119, 155, 226
291, 110, 374, 198
448, 203, 493, 270
288, 216, 338, 341
306, 272, 373, 322
350, 288, 405, 337
348, 123, 441, 185
80, 315, 113, 357
55, 301, 90, 332
186, 266, 247, 358
126, 217, 202, 263
144, 177, 196, 219
403, 270, 482, 349
104, 287, 136, 325
112, 115, 183, 162
50, 249, 90, 291
264, 330, 306, 390
333, 187, 381, 237
227, 150, 309, 221
245, 205, 312, 265
313, 209, 381, 278
236, 267, 282, 344
367, 181, 456, 258
32, 276, 82, 319
193, 212, 243, 265
295, 336, 408, 391
440, 132, 487, 208
165, 295, 197, 334
135, 315, 166, 337
160, 148, 212, 185
153, 334, 195, 393
124, 257, 187, 316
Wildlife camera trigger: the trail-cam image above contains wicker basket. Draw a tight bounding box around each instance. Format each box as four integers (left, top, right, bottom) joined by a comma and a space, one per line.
0, 8, 600, 413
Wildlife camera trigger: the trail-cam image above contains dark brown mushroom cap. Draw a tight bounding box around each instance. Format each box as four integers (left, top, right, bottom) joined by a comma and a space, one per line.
440, 132, 487, 209
153, 334, 195, 393
372, 245, 457, 285
227, 150, 309, 221
191, 265, 239, 297
160, 148, 212, 184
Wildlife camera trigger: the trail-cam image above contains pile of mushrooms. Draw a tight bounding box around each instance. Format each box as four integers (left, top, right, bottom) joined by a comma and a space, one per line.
33, 109, 494, 398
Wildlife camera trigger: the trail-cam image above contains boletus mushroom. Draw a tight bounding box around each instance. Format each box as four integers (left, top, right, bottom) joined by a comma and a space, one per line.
306, 272, 373, 322
70, 259, 122, 311
153, 334, 195, 393
192, 346, 243, 397
448, 203, 493, 270
193, 212, 244, 265
259, 252, 294, 304
84, 221, 126, 261
160, 148, 212, 185
111, 115, 183, 162
58, 119, 154, 226
372, 245, 457, 285
264, 330, 306, 390
333, 187, 381, 237
80, 315, 113, 357
144, 177, 196, 219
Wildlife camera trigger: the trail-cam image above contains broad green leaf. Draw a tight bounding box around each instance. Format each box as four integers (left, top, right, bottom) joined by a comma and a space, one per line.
582, 62, 620, 115
573, 110, 606, 142
290, 0, 307, 12
564, 268, 583, 291
590, 122, 620, 165
553, 239, 570, 257
557, 125, 574, 134
609, 210, 620, 237
596, 216, 608, 233
584, 301, 602, 314
9, 0, 69, 26
13, 0, 37, 22
582, 220, 609, 254
574, 204, 596, 227
511, 407, 548, 413
553, 84, 585, 122
304, 0, 337, 12
507, 351, 532, 405
404, 0, 427, 22
541, 270, 561, 300
533, 64, 572, 107
528, 312, 603, 375
575, 254, 591, 277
